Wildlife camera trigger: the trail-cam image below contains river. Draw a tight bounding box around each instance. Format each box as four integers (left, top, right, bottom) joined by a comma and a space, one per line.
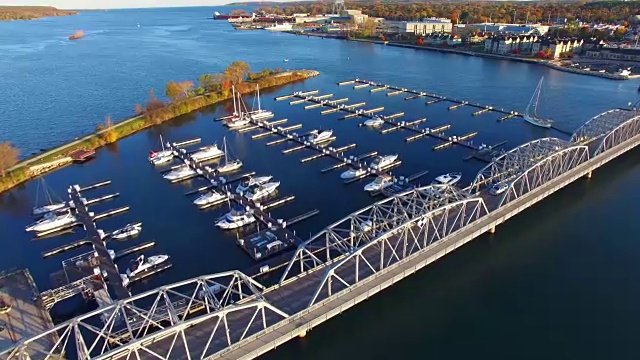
1, 7, 640, 359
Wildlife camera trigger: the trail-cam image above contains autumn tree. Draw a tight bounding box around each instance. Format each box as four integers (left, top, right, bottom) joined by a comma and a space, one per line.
359, 18, 378, 37
97, 114, 117, 144
134, 103, 143, 115
223, 61, 250, 85
0, 142, 19, 177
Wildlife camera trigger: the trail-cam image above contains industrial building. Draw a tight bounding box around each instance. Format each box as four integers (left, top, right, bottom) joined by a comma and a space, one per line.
384, 18, 453, 35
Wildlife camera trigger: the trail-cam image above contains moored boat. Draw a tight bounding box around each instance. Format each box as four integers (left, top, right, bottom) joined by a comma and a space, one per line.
25, 211, 76, 233
307, 129, 333, 144
215, 137, 243, 173
32, 178, 67, 216
120, 254, 169, 286
434, 172, 462, 185
364, 116, 385, 127
364, 175, 394, 192
236, 175, 273, 194
215, 206, 256, 229
163, 165, 197, 182
244, 181, 280, 201
523, 77, 553, 128
110, 223, 142, 240
148, 135, 173, 165
340, 167, 367, 180
190, 145, 224, 162
193, 190, 226, 207
249, 84, 274, 121
370, 154, 398, 170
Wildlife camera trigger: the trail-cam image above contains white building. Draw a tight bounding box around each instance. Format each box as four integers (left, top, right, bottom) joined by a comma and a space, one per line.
385, 18, 453, 35
472, 23, 550, 36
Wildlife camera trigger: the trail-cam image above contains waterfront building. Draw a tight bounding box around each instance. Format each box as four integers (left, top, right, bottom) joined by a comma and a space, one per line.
484, 35, 582, 57
341, 9, 368, 24
384, 18, 453, 36
471, 23, 549, 36
585, 47, 640, 62
424, 33, 462, 46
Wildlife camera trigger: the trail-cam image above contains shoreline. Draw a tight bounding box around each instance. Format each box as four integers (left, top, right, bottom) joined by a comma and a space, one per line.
299, 33, 633, 81
0, 69, 319, 195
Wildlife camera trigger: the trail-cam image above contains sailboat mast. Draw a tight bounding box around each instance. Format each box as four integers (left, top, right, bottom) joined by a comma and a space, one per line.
223, 137, 228, 164
256, 84, 261, 112
160, 134, 165, 151
232, 86, 237, 115
533, 77, 543, 117
526, 78, 542, 117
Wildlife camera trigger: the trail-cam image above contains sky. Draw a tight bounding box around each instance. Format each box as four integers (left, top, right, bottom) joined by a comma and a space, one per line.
1, 0, 259, 9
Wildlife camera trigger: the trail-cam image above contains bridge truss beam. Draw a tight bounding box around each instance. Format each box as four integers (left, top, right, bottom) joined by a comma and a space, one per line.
5, 271, 287, 360
570, 109, 640, 155
279, 185, 474, 285
470, 137, 576, 193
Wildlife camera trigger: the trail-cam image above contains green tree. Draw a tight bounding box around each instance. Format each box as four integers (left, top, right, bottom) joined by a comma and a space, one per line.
0, 142, 19, 177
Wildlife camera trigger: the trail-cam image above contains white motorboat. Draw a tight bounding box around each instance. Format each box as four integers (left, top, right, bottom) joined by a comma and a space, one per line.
249, 84, 274, 121
364, 175, 394, 192
236, 175, 273, 194
193, 190, 226, 207
523, 77, 553, 128
25, 211, 76, 233
163, 165, 197, 182
370, 154, 398, 170
216, 206, 256, 229
307, 129, 333, 144
490, 182, 509, 196
32, 178, 67, 216
148, 134, 174, 165
340, 167, 367, 180
244, 181, 280, 201
363, 116, 385, 127
216, 137, 243, 173
110, 223, 142, 240
190, 145, 224, 162
265, 22, 293, 31
617, 68, 632, 76
434, 172, 462, 185
121, 254, 169, 286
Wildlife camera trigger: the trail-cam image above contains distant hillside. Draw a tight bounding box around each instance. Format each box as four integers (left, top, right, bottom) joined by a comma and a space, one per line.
0, 6, 77, 21
224, 2, 292, 6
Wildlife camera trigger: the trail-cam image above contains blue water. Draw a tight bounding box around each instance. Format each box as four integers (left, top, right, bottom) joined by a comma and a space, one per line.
2, 7, 640, 359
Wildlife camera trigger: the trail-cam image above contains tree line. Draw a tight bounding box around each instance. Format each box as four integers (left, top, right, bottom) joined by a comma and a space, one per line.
259, 1, 640, 24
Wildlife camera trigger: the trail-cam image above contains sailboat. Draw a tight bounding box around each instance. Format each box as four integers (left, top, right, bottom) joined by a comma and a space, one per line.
249, 84, 274, 121
216, 137, 243, 173
148, 134, 174, 165
227, 89, 252, 128
32, 178, 67, 216
523, 77, 553, 129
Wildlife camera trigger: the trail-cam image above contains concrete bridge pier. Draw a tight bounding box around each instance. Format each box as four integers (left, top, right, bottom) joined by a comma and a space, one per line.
488, 225, 496, 234
585, 170, 592, 179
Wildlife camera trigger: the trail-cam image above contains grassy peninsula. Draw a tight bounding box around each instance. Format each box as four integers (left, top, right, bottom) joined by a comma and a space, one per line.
0, 6, 77, 21
0, 61, 318, 194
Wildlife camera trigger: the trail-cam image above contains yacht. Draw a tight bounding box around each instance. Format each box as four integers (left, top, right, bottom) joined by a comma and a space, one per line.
265, 22, 293, 31
163, 165, 197, 182
363, 116, 385, 127
490, 182, 509, 196
434, 172, 462, 185
523, 77, 553, 128
340, 167, 367, 180
32, 178, 67, 216
190, 145, 224, 162
244, 181, 280, 201
236, 175, 273, 194
110, 223, 142, 240
307, 129, 333, 144
216, 206, 256, 229
249, 84, 274, 121
25, 211, 76, 233
216, 137, 243, 173
193, 190, 226, 207
148, 135, 173, 165
370, 154, 398, 170
121, 254, 169, 286
364, 175, 394, 192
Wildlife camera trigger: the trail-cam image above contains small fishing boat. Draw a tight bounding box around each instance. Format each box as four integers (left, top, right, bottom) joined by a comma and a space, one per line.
163, 165, 197, 182
363, 116, 385, 127
236, 175, 273, 194
193, 190, 226, 207
307, 129, 333, 144
32, 178, 67, 216
190, 145, 224, 162
244, 181, 280, 201
434, 172, 462, 185
215, 137, 243, 173
25, 211, 76, 233
340, 167, 367, 180
364, 175, 394, 192
370, 154, 398, 170
216, 205, 256, 229
148, 134, 173, 165
490, 182, 509, 195
110, 223, 142, 240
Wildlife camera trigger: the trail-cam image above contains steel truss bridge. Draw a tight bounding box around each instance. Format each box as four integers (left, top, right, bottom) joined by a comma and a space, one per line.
4, 109, 640, 360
